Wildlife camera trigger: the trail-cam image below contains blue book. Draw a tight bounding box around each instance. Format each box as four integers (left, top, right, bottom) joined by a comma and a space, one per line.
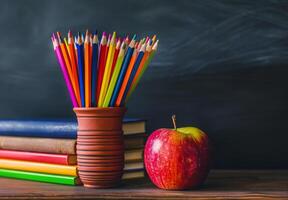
0, 119, 145, 139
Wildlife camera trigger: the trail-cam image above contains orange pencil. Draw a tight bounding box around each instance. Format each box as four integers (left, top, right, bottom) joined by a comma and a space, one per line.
117, 43, 146, 105
89, 33, 93, 66
115, 47, 138, 106
57, 32, 79, 104
126, 40, 158, 102
126, 40, 152, 98
68, 31, 81, 106
84, 30, 91, 107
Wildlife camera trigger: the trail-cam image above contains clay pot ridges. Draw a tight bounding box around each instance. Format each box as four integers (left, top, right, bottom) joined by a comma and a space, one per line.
74, 107, 126, 188
77, 131, 124, 136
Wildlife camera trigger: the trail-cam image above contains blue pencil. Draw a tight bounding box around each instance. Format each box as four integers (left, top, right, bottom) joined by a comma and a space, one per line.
76, 33, 85, 107
109, 35, 137, 107
91, 31, 99, 107
120, 43, 146, 106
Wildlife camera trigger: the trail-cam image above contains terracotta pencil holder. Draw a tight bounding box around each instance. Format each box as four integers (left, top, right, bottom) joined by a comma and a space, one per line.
74, 107, 126, 188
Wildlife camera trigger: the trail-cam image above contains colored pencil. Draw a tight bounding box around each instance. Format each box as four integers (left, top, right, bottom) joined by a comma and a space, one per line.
105, 33, 111, 62
57, 33, 81, 106
76, 33, 85, 107
96, 32, 107, 104
52, 30, 158, 108
64, 37, 69, 54
98, 32, 117, 107
52, 37, 78, 107
102, 41, 127, 107
89, 33, 93, 63
110, 38, 121, 81
115, 47, 138, 106
56, 33, 80, 105
68, 31, 81, 106
126, 40, 158, 101
84, 30, 91, 107
91, 31, 99, 107
109, 35, 136, 107
117, 43, 146, 106
123, 36, 130, 55
125, 39, 152, 100
152, 35, 157, 45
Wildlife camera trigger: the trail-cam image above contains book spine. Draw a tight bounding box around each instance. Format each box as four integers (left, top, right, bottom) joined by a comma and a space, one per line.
0, 150, 75, 165
0, 159, 77, 176
0, 136, 76, 154
0, 168, 78, 185
0, 120, 77, 138
0, 119, 139, 138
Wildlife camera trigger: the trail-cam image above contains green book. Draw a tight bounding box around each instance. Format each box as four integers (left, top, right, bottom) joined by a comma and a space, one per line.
0, 168, 80, 185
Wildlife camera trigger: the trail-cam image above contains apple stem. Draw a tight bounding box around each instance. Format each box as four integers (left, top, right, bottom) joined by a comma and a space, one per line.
172, 115, 177, 130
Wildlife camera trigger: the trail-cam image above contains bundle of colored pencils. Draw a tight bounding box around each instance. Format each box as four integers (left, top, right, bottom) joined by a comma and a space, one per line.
51, 30, 158, 108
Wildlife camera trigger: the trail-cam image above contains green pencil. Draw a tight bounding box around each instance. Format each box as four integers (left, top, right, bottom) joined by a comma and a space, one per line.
102, 42, 127, 107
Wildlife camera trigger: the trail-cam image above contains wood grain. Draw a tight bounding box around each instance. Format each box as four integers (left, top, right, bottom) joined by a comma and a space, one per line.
0, 170, 286, 199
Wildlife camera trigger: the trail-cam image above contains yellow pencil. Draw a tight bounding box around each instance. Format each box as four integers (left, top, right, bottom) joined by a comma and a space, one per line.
64, 37, 70, 54
98, 32, 116, 107
152, 35, 157, 45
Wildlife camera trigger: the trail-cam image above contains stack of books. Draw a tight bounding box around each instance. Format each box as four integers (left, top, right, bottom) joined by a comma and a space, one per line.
0, 119, 146, 185
123, 120, 146, 180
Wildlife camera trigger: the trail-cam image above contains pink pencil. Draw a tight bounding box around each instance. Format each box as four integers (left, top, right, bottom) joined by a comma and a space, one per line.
52, 36, 78, 107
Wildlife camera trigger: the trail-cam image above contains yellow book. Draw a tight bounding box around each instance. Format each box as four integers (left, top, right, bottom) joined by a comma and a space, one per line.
123, 171, 144, 180
0, 159, 77, 176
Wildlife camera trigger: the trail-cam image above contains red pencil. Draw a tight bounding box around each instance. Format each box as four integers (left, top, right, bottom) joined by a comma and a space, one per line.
96, 32, 107, 104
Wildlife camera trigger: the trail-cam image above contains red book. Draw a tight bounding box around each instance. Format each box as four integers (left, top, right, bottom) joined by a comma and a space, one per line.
0, 150, 76, 165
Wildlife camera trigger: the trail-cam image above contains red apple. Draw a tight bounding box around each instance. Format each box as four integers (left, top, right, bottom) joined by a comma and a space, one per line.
144, 116, 211, 190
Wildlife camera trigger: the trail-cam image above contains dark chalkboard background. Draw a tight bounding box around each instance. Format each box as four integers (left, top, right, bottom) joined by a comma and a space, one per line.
0, 0, 287, 169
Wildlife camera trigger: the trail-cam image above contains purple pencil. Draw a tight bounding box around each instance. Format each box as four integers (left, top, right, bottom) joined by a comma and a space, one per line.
52, 36, 78, 107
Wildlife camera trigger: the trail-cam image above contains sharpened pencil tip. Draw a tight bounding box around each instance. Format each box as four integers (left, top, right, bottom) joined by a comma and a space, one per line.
132, 34, 137, 40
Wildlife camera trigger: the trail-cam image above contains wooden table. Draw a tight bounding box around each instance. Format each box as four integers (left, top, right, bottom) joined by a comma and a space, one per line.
0, 170, 287, 199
